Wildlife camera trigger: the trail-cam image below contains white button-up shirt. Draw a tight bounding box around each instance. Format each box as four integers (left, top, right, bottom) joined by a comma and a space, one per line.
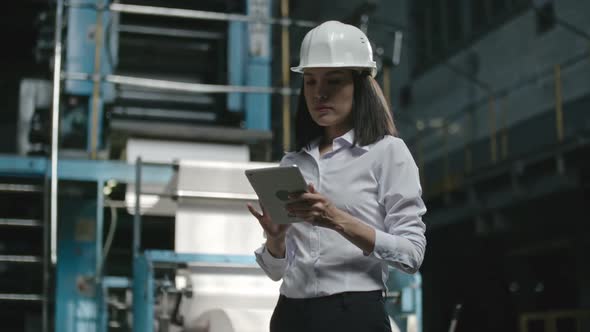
254, 130, 427, 298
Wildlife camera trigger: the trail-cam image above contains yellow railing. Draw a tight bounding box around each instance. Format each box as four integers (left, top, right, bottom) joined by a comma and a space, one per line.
519, 309, 590, 332
421, 61, 569, 196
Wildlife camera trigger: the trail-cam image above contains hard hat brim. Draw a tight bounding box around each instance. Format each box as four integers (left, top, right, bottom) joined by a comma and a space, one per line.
290, 63, 377, 77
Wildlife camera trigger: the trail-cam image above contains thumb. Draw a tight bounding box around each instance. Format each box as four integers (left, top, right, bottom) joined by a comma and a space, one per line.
308, 183, 317, 193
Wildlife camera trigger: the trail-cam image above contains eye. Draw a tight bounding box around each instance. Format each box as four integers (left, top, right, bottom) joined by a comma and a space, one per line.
327, 79, 342, 85
305, 79, 316, 86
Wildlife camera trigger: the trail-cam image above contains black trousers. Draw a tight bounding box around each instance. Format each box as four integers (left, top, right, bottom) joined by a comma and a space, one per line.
270, 290, 393, 332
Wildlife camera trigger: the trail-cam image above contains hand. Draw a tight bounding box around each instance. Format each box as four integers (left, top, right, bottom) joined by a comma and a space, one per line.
286, 183, 347, 232
247, 203, 290, 240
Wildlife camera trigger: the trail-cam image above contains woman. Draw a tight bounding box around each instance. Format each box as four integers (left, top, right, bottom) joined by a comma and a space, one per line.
247, 21, 426, 332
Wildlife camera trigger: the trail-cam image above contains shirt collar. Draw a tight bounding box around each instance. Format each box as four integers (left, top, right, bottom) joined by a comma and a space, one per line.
302, 129, 370, 154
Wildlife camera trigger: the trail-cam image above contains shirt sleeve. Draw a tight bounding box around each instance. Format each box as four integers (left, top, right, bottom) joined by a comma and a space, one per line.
253, 152, 294, 281
367, 139, 427, 274
255, 244, 287, 281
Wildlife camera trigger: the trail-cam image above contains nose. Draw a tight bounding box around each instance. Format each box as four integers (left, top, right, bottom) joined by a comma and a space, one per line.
314, 82, 329, 102
315, 93, 327, 102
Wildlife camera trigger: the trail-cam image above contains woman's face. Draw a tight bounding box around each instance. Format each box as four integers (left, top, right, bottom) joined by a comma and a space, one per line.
303, 67, 354, 131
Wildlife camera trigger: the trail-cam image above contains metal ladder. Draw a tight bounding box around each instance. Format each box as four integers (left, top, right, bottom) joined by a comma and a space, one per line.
0, 179, 49, 332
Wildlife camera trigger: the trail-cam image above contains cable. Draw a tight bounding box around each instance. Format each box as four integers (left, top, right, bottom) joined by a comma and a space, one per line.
97, 204, 118, 279
103, 205, 118, 267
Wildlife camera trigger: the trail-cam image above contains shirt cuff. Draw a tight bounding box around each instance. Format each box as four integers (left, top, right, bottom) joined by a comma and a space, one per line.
366, 229, 417, 274
255, 244, 287, 270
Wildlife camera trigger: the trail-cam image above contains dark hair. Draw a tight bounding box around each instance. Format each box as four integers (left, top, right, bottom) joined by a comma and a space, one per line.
294, 70, 397, 151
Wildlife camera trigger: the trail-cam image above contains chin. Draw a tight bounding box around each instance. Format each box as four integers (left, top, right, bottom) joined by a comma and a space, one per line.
312, 116, 336, 127
313, 120, 333, 127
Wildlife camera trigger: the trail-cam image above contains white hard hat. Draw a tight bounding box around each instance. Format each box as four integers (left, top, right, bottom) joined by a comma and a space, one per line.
291, 21, 377, 77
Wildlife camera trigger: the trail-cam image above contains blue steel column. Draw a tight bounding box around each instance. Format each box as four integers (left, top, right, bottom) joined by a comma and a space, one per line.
227, 21, 246, 114
133, 254, 154, 332
132, 157, 150, 331
245, 0, 272, 130
64, 0, 116, 154
95, 179, 105, 331
55, 198, 100, 332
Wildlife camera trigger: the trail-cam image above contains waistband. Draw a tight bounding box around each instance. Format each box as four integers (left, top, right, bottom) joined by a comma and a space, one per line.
279, 290, 383, 304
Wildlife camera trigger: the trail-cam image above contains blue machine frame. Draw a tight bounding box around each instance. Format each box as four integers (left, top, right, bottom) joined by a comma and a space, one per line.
227, 0, 272, 131
64, 0, 117, 153
0, 155, 173, 332
132, 250, 258, 332
385, 268, 423, 332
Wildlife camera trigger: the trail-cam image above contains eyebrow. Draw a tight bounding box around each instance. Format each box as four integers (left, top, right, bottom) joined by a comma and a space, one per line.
303, 70, 347, 76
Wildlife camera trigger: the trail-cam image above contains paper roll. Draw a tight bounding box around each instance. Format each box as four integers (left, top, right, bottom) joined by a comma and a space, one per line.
188, 308, 273, 332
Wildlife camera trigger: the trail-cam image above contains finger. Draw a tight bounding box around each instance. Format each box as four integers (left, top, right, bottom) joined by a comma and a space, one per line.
310, 204, 325, 213
293, 210, 320, 220
260, 204, 269, 215
308, 183, 317, 193
287, 191, 306, 200
247, 203, 262, 220
299, 192, 324, 201
285, 200, 314, 210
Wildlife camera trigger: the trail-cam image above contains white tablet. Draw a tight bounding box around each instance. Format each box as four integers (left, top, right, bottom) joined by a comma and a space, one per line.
245, 165, 308, 224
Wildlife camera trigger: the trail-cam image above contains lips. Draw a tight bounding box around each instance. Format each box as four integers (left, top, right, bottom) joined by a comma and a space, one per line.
314, 105, 333, 113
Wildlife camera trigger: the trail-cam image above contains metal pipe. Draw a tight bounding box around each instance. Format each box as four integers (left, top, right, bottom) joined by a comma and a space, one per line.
0, 183, 43, 193
281, 0, 291, 152
106, 74, 285, 94
133, 157, 141, 258
392, 31, 403, 66
488, 96, 497, 164
109, 3, 316, 28
443, 121, 450, 192
96, 180, 104, 278
50, 0, 64, 266
118, 24, 223, 39
176, 190, 257, 201
62, 71, 89, 81
464, 110, 473, 174
90, 0, 105, 159
63, 72, 298, 95
0, 255, 43, 263
0, 218, 42, 227
554, 64, 564, 142
0, 294, 44, 301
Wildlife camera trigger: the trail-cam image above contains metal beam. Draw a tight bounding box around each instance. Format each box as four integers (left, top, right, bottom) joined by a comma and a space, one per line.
110, 118, 272, 142
109, 3, 315, 28
118, 24, 224, 39
0, 255, 43, 263
64, 72, 296, 95
0, 184, 43, 193
0, 219, 42, 227
0, 294, 44, 301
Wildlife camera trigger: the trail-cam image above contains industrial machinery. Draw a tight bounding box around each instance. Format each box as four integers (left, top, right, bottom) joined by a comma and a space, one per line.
2, 0, 422, 331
